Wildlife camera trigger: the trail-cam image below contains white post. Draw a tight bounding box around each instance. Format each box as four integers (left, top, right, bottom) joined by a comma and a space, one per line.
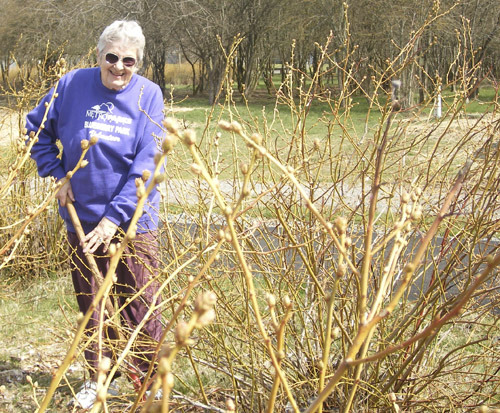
435, 86, 442, 118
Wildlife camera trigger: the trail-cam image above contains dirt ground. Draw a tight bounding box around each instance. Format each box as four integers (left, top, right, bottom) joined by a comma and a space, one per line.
0, 108, 22, 147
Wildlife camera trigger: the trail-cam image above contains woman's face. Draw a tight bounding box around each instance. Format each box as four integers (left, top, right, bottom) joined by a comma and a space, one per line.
98, 42, 138, 91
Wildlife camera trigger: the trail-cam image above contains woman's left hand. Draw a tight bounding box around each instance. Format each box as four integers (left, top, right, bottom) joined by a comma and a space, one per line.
82, 217, 119, 254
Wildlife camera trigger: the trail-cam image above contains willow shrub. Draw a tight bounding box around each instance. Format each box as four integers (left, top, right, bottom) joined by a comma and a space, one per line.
153, 29, 500, 413
2, 13, 500, 413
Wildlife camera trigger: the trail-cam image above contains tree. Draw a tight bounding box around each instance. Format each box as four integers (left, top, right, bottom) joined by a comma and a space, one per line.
166, 0, 240, 104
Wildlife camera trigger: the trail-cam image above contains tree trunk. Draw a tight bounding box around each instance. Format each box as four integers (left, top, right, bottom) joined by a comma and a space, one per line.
207, 55, 224, 105
150, 47, 166, 95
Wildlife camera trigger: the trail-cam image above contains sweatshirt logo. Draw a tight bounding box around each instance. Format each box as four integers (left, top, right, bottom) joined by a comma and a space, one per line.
87, 102, 115, 119
84, 102, 132, 142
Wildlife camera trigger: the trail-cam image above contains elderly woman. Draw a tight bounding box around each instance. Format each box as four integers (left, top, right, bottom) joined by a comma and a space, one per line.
25, 20, 164, 408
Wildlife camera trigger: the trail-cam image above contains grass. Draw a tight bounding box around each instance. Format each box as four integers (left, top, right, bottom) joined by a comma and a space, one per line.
0, 274, 76, 351
0, 275, 78, 411
162, 81, 498, 191
464, 87, 498, 113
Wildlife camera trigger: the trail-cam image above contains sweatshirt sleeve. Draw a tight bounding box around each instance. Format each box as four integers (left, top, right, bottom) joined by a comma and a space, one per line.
25, 87, 67, 181
104, 86, 164, 227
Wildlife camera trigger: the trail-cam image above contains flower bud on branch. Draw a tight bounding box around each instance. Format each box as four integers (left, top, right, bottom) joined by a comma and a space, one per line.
163, 117, 179, 134
162, 134, 176, 153
183, 129, 196, 146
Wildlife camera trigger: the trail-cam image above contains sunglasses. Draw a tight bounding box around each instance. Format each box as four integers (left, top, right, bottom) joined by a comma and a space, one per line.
105, 52, 136, 67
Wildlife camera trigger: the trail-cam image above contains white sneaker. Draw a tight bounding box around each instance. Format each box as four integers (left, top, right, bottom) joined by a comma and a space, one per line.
68, 379, 120, 409
69, 380, 97, 409
107, 379, 120, 396
146, 388, 163, 400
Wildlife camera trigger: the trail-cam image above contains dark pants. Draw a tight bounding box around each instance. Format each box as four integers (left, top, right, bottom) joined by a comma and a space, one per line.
68, 231, 163, 377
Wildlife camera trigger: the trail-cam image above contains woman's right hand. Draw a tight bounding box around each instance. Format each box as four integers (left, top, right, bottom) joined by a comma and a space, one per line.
56, 180, 75, 207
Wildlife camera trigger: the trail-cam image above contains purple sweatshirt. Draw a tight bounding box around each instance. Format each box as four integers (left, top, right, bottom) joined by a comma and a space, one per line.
26, 67, 164, 233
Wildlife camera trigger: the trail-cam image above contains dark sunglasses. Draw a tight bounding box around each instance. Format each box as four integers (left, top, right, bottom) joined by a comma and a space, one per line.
105, 52, 136, 67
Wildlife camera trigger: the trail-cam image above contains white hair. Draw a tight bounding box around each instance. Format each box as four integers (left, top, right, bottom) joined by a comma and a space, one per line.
97, 20, 145, 63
